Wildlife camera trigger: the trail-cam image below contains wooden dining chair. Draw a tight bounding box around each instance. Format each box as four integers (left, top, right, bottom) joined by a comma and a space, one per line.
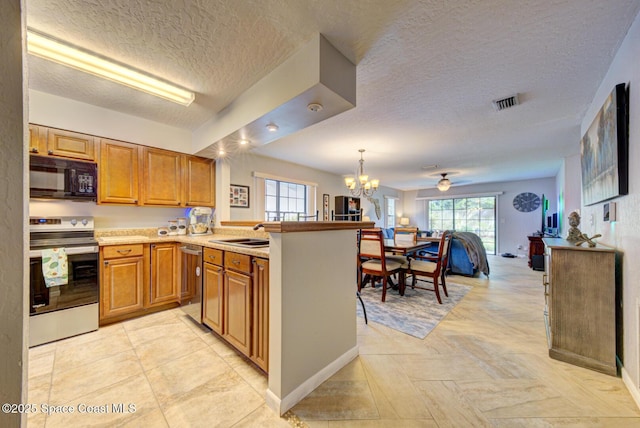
404, 230, 452, 304
358, 228, 404, 302
297, 210, 319, 221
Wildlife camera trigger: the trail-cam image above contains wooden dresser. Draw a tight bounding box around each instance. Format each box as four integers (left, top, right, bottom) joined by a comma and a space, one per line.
542, 238, 617, 376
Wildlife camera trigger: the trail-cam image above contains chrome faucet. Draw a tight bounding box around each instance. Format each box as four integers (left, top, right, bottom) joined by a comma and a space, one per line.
252, 223, 264, 231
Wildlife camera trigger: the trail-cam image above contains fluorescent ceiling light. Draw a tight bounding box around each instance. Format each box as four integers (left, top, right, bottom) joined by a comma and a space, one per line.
26, 29, 195, 106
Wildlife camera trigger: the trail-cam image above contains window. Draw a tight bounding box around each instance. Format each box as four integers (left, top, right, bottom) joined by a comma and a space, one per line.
264, 178, 308, 221
428, 196, 496, 254
385, 197, 396, 228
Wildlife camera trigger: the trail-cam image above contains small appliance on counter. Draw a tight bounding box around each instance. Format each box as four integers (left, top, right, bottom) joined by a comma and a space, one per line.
187, 207, 214, 235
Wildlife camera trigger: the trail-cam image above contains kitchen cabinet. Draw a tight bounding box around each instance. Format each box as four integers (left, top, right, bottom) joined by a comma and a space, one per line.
251, 257, 269, 371
201, 247, 269, 371
141, 147, 182, 206
100, 244, 147, 321
543, 238, 617, 375
149, 243, 180, 307
184, 155, 216, 207
203, 248, 224, 334
98, 138, 140, 205
29, 124, 97, 161
224, 251, 252, 356
28, 124, 47, 155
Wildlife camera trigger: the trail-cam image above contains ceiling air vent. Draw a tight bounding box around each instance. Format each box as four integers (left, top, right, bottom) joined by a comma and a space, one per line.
492, 94, 519, 111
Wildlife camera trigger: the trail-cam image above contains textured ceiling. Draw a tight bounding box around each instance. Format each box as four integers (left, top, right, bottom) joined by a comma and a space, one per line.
26, 0, 640, 191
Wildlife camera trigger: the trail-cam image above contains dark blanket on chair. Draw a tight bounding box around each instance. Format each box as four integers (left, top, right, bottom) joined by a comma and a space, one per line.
452, 232, 490, 276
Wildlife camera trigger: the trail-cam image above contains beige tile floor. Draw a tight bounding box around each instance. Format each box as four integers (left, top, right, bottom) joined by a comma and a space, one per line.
28, 255, 640, 427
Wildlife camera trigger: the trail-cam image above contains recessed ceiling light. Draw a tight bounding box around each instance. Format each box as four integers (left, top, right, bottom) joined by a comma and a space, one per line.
266, 123, 279, 132
239, 139, 249, 145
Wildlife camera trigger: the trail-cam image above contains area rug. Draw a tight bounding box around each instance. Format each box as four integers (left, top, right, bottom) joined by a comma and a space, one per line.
356, 281, 471, 339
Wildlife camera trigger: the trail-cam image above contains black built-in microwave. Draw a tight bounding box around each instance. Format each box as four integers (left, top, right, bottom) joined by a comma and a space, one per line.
29, 155, 97, 201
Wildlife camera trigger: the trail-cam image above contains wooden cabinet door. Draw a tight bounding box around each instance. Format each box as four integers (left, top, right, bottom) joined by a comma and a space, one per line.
141, 147, 182, 206
28, 124, 47, 155
47, 128, 96, 160
184, 155, 215, 207
101, 256, 145, 320
98, 139, 140, 204
224, 270, 252, 356
251, 258, 269, 371
203, 262, 224, 334
149, 243, 180, 307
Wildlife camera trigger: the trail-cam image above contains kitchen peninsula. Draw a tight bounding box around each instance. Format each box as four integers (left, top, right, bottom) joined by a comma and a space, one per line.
98, 220, 373, 415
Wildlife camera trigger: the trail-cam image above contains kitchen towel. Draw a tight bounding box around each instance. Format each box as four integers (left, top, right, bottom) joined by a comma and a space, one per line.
41, 248, 68, 287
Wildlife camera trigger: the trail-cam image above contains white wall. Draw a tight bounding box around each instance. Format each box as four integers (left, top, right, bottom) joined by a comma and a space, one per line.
226, 152, 401, 223
0, 1, 27, 426
406, 178, 557, 255
578, 9, 640, 404
29, 90, 191, 151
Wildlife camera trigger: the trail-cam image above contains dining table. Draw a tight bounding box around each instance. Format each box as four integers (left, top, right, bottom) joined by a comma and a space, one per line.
383, 238, 433, 255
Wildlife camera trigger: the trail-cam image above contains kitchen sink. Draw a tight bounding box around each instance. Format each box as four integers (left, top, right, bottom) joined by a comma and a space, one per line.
209, 238, 270, 248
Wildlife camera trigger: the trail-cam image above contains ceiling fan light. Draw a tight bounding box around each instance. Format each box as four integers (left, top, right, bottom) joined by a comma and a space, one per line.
437, 173, 451, 191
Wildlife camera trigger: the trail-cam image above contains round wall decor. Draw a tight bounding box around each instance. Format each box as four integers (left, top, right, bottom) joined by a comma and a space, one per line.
513, 192, 541, 212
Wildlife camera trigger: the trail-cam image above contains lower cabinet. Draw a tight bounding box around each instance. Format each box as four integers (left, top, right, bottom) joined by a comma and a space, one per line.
251, 258, 269, 371
203, 248, 224, 334
149, 243, 180, 306
100, 243, 180, 323
202, 247, 269, 372
100, 244, 148, 321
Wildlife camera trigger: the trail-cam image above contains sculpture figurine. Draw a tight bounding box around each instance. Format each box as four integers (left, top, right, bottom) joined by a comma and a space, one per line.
566, 211, 582, 242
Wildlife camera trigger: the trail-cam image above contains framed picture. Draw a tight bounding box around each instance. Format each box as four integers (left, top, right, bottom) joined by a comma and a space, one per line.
323, 194, 330, 221
230, 184, 250, 208
580, 83, 629, 206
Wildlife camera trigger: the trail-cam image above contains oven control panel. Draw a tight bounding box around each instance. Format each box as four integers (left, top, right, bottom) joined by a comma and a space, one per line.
29, 216, 94, 231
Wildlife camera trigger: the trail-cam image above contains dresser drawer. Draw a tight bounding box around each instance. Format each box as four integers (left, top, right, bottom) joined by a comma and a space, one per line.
203, 247, 224, 266
224, 252, 251, 274
102, 244, 144, 259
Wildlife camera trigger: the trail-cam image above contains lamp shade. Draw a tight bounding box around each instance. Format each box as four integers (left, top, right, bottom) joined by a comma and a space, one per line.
399, 217, 410, 226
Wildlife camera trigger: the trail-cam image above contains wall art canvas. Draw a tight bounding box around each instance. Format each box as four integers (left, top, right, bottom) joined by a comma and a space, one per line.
580, 83, 629, 206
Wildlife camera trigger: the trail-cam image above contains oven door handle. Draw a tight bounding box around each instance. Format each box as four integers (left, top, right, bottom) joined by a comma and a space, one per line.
29, 246, 98, 258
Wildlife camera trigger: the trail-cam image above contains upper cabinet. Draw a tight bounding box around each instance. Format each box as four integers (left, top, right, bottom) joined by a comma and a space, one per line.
141, 147, 183, 206
184, 155, 216, 207
29, 124, 97, 161
31, 124, 215, 208
98, 138, 140, 205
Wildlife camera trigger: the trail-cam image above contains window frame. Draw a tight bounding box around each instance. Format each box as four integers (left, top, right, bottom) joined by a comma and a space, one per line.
427, 195, 497, 254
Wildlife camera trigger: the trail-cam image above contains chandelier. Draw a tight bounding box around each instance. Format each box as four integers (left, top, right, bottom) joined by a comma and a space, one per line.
437, 173, 451, 191
344, 149, 379, 197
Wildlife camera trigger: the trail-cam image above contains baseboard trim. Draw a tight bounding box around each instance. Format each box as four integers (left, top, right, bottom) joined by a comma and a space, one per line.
621, 366, 640, 410
266, 345, 359, 415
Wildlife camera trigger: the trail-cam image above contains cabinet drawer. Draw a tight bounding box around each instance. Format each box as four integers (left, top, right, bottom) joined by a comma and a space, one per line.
225, 252, 251, 274
103, 244, 145, 259
203, 247, 224, 266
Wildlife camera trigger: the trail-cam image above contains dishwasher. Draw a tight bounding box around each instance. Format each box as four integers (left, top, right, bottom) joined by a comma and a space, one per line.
180, 244, 203, 324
